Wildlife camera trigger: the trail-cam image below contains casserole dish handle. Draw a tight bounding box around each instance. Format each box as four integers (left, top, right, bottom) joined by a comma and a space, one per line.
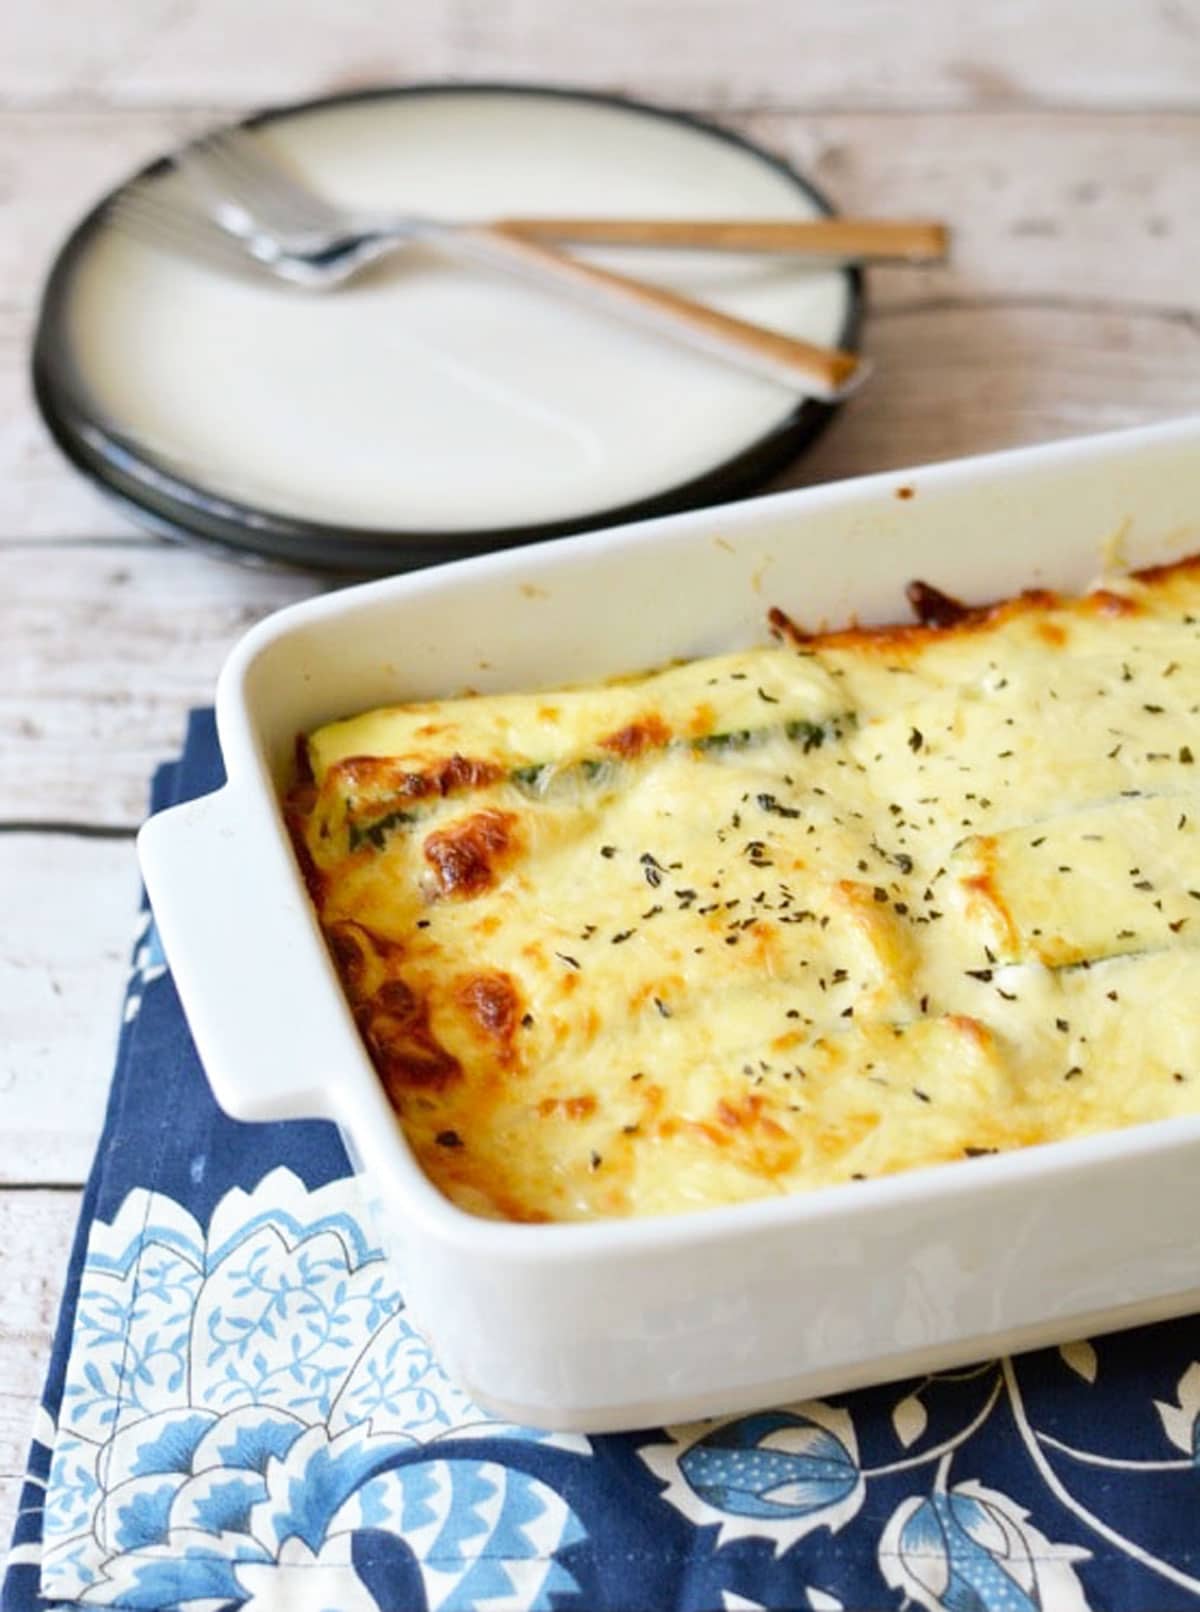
137, 786, 348, 1124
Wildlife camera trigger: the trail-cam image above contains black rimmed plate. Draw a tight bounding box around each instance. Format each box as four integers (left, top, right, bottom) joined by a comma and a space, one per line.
33, 83, 862, 574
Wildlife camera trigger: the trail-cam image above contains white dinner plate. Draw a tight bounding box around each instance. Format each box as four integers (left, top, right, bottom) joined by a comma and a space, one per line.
34, 84, 860, 572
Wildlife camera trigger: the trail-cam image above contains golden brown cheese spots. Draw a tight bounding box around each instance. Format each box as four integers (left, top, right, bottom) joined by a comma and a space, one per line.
326, 920, 373, 994
687, 1096, 798, 1174
538, 1093, 598, 1119
714, 1093, 791, 1145
322, 918, 413, 1000
715, 1097, 744, 1130
954, 798, 1200, 968
907, 580, 973, 629
1088, 589, 1142, 618
833, 881, 920, 1013
318, 925, 463, 1099
766, 605, 807, 646
946, 1013, 995, 1052
424, 809, 519, 898
1034, 619, 1068, 648
955, 842, 1022, 960
812, 1111, 881, 1164
815, 586, 1062, 662
335, 752, 503, 805
357, 978, 461, 1097
455, 970, 521, 1064
290, 553, 1200, 1222
600, 713, 672, 757
687, 702, 717, 737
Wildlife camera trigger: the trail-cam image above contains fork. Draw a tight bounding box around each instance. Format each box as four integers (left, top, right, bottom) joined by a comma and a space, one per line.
149, 128, 865, 401
178, 131, 945, 262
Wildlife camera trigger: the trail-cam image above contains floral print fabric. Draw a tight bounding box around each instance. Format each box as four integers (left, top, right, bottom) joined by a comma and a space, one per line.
6, 710, 1200, 1612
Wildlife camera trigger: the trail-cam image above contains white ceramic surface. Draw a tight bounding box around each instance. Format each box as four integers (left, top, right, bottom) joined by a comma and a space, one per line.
139, 416, 1200, 1431
64, 90, 850, 536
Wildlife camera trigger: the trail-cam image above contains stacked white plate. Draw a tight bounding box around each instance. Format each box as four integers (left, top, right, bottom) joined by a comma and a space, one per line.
34, 85, 860, 571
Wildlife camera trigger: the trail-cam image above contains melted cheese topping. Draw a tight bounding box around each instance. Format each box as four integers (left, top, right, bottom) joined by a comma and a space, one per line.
287, 558, 1200, 1222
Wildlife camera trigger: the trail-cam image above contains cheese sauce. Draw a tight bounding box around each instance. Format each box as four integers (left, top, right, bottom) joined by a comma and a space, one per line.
287, 558, 1200, 1221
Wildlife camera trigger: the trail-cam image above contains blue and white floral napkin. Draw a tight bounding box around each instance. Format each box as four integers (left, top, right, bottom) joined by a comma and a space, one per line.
8, 711, 1200, 1612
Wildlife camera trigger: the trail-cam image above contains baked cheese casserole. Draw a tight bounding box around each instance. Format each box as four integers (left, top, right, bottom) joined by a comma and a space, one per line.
286, 557, 1200, 1222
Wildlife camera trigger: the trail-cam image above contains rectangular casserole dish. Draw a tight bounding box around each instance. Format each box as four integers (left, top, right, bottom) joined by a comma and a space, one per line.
139, 415, 1200, 1433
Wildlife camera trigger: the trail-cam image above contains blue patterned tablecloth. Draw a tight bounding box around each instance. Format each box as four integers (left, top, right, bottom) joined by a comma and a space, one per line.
7, 710, 1200, 1612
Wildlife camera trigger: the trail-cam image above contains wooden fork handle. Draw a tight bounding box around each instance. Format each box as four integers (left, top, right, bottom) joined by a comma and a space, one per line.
494, 216, 949, 263
451, 225, 863, 400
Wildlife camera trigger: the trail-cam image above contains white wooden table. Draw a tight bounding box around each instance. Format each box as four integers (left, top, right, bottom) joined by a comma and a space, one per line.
4, 0, 1199, 1549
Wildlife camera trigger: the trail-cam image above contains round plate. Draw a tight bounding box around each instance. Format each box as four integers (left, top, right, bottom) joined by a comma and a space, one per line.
33, 84, 861, 573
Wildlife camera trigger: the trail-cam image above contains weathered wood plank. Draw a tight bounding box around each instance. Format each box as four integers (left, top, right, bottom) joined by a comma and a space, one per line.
6, 1, 1200, 112
1, 837, 137, 1186
0, 1190, 80, 1553
791, 300, 1200, 486
0, 547, 321, 826
746, 110, 1200, 315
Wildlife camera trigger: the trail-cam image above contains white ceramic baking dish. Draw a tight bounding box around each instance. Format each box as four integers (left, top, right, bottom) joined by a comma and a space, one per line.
139, 415, 1200, 1432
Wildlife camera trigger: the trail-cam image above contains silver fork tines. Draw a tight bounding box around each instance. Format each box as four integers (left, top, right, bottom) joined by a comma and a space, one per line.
106, 185, 262, 275
106, 183, 332, 286
180, 130, 365, 243
104, 125, 865, 399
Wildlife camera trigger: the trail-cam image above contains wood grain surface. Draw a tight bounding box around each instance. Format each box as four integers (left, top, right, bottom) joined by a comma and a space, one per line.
3, 0, 1199, 1552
